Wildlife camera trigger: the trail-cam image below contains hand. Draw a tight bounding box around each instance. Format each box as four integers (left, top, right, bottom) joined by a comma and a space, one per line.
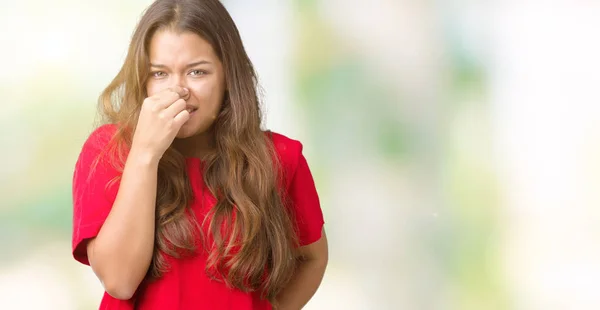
131, 86, 191, 161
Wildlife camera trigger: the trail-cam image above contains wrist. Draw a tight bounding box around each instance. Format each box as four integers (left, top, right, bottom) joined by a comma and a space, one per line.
127, 148, 161, 167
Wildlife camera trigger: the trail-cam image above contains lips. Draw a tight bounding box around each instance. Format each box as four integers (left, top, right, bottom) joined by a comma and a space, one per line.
186, 105, 198, 114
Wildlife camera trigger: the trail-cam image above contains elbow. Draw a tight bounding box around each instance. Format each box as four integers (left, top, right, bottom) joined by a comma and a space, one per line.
87, 239, 148, 300
300, 255, 328, 270
316, 256, 328, 270
91, 261, 145, 300
90, 259, 144, 300
97, 269, 142, 300
103, 279, 138, 300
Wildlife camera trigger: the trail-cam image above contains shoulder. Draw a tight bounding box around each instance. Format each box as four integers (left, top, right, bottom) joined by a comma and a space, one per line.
265, 131, 305, 183
76, 124, 121, 170
82, 124, 118, 151
268, 131, 303, 160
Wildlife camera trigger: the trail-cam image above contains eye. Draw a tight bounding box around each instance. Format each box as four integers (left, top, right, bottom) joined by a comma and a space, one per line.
151, 71, 166, 78
189, 69, 207, 76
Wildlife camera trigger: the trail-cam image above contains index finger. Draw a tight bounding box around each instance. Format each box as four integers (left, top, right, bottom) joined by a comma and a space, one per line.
162, 86, 189, 99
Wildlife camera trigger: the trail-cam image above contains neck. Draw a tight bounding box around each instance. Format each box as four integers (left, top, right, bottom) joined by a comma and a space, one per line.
173, 129, 216, 159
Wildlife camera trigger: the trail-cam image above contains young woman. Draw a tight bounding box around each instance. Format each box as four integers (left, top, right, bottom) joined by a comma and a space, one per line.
71, 0, 327, 309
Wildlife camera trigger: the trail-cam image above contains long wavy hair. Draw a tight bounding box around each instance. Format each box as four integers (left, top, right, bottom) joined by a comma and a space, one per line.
96, 0, 298, 301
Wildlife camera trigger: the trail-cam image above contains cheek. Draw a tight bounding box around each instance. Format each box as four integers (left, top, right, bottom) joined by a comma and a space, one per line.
188, 80, 224, 110
146, 80, 162, 97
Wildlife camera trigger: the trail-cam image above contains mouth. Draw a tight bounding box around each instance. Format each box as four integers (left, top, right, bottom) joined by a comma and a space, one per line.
186, 106, 198, 114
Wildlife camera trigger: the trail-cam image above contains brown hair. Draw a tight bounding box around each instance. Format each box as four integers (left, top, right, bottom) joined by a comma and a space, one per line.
97, 0, 298, 302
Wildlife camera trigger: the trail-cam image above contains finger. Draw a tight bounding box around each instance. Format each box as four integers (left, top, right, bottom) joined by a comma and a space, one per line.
153, 91, 181, 110
156, 87, 189, 108
166, 86, 189, 99
173, 109, 191, 128
163, 98, 187, 118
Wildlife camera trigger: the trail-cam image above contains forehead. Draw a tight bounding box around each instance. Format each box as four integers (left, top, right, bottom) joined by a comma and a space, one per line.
148, 29, 218, 63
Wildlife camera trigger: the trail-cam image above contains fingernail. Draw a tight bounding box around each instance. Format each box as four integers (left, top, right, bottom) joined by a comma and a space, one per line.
183, 87, 189, 93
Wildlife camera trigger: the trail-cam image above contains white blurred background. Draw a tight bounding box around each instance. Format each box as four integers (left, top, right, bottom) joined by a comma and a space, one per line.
1, 0, 600, 309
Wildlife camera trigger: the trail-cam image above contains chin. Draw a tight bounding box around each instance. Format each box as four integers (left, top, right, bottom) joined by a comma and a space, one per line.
176, 121, 211, 139
176, 128, 197, 139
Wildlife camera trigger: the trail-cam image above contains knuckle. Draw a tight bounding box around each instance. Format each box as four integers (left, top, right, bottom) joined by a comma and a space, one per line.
143, 98, 159, 111
151, 103, 161, 113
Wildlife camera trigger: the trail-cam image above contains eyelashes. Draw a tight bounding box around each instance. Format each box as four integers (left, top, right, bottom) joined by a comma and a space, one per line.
151, 71, 166, 78
149, 69, 209, 78
189, 69, 208, 76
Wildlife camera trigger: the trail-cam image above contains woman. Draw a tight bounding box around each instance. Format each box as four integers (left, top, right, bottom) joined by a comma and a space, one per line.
71, 0, 327, 309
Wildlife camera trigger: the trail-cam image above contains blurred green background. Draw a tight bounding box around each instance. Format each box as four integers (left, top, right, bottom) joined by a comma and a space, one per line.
2, 1, 600, 309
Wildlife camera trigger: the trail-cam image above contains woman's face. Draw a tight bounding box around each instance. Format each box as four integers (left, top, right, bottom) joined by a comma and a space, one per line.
146, 29, 226, 139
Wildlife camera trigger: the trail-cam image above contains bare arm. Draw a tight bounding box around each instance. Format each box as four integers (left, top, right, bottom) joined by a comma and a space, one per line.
86, 151, 160, 300
86, 86, 190, 300
275, 228, 329, 310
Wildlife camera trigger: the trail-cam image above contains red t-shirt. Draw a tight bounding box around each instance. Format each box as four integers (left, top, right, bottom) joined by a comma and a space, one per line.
71, 124, 325, 310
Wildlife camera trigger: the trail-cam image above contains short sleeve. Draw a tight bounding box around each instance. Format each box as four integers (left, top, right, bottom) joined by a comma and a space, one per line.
284, 142, 325, 247
269, 132, 325, 246
71, 124, 121, 265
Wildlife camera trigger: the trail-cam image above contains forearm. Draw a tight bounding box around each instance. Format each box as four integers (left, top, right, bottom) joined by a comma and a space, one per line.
274, 257, 328, 310
89, 150, 159, 299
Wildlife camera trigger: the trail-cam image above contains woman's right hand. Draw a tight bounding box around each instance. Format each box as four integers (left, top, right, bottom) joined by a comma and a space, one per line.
131, 86, 191, 161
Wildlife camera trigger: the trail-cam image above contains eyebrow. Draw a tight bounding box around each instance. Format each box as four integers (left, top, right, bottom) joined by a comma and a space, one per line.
150, 60, 211, 69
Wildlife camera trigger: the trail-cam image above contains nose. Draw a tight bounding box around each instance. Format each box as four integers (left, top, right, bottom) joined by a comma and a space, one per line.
170, 76, 190, 100
180, 87, 191, 101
